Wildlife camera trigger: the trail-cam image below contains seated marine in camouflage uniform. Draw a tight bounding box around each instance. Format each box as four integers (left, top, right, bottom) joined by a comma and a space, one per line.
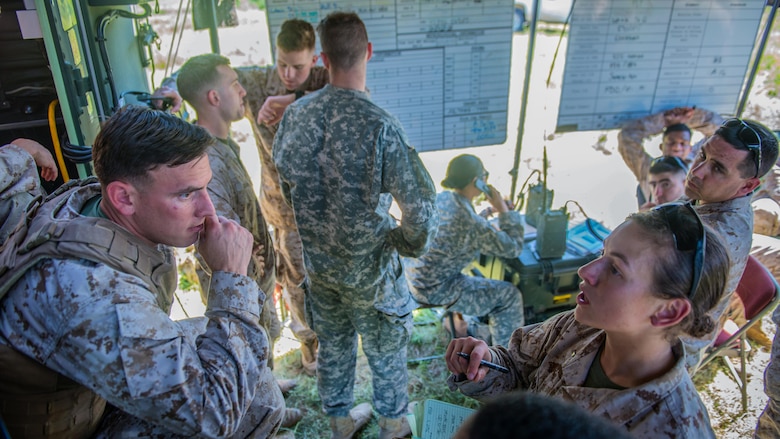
0, 106, 284, 438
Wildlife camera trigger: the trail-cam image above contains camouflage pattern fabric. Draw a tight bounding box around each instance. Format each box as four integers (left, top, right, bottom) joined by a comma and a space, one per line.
276, 227, 317, 371
447, 311, 716, 438
0, 143, 45, 245
754, 162, 780, 206
756, 305, 780, 438
753, 198, 780, 237
195, 137, 280, 347
682, 195, 753, 371
0, 182, 284, 437
754, 163, 780, 236
307, 275, 413, 418
751, 233, 780, 284
404, 190, 525, 345
236, 65, 329, 359
617, 108, 722, 205
273, 84, 437, 418
236, 65, 329, 230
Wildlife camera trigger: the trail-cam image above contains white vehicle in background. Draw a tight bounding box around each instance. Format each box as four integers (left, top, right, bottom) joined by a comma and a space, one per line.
514, 0, 574, 30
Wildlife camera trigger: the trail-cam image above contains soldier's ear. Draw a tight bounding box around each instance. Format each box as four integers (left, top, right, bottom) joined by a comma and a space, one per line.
206, 88, 220, 107
105, 180, 138, 216
650, 298, 690, 328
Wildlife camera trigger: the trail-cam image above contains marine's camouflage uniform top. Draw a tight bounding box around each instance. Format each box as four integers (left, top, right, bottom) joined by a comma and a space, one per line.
405, 190, 524, 299
201, 137, 275, 293
0, 182, 282, 437
236, 65, 329, 230
756, 305, 780, 438
0, 143, 45, 244
753, 160, 780, 236
755, 161, 780, 205
682, 195, 753, 369
273, 84, 437, 296
617, 108, 722, 204
447, 311, 716, 438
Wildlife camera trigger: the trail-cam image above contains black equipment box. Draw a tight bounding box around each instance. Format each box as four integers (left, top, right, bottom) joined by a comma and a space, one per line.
468, 220, 610, 324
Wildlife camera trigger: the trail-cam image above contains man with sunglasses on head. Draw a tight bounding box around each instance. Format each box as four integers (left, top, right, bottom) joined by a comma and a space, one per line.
682, 117, 779, 372
618, 106, 723, 208
638, 144, 775, 348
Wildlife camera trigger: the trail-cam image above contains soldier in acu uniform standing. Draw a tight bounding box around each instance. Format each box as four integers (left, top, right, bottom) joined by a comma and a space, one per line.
274, 11, 438, 439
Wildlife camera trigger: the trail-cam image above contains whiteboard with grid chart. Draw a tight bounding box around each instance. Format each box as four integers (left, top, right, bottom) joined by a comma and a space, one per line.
266, 0, 514, 152
556, 0, 764, 132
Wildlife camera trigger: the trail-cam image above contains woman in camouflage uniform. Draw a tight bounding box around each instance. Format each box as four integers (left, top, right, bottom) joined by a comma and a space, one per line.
445, 204, 729, 438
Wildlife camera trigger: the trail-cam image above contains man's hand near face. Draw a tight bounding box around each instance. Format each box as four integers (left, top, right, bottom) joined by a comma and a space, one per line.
198, 215, 253, 276
257, 93, 296, 126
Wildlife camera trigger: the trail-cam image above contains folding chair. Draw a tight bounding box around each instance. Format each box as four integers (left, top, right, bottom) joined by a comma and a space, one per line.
697, 255, 780, 412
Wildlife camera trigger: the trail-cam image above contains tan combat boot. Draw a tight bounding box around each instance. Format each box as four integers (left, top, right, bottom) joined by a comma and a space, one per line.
378, 415, 412, 439
330, 402, 373, 439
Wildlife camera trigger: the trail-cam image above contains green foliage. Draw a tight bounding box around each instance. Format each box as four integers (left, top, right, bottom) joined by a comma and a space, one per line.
758, 40, 780, 98
244, 0, 266, 10
176, 256, 201, 292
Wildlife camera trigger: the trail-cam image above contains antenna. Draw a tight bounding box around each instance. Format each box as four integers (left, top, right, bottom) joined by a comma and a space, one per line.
535, 142, 569, 259
542, 144, 548, 215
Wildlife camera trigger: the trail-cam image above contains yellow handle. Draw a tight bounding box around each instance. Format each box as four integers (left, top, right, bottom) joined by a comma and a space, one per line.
47, 99, 70, 182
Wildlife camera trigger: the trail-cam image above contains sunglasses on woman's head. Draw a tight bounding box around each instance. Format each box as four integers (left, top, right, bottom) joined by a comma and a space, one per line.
653, 202, 705, 301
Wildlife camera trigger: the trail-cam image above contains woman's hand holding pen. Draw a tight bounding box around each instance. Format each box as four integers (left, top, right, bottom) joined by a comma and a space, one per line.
445, 336, 493, 382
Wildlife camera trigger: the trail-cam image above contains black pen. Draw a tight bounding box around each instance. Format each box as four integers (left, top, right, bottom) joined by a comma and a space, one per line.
456, 351, 509, 373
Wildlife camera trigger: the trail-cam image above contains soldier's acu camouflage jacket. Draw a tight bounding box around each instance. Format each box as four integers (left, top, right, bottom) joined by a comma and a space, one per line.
273, 84, 437, 310
617, 108, 722, 205
682, 195, 753, 370
0, 181, 283, 437
448, 311, 716, 438
236, 65, 329, 230
0, 143, 45, 245
197, 138, 279, 341
405, 190, 524, 298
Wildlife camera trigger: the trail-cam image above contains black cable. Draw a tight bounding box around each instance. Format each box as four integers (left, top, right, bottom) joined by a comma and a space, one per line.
96, 11, 120, 110
583, 218, 607, 242
563, 200, 607, 242
61, 139, 93, 164
95, 5, 152, 113
515, 169, 541, 210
